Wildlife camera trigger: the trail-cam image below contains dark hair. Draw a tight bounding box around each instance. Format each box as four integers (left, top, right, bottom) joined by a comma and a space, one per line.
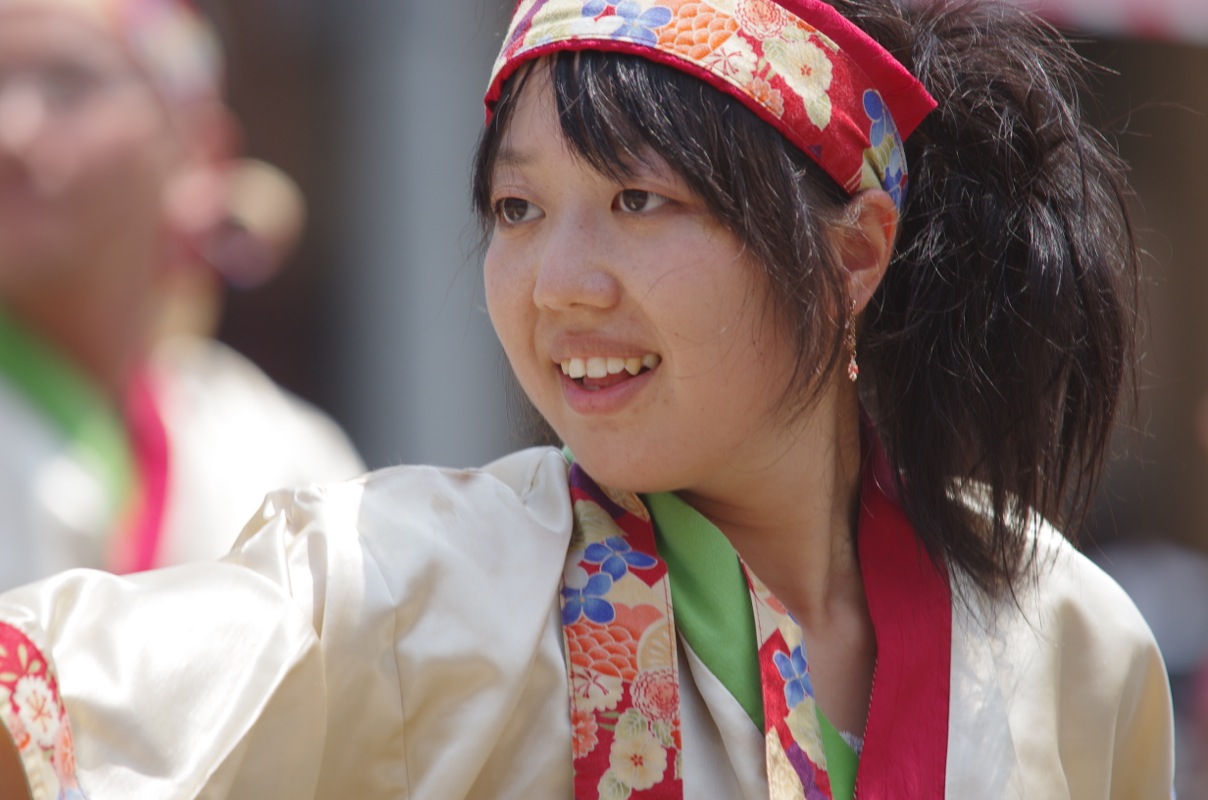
472, 0, 1138, 599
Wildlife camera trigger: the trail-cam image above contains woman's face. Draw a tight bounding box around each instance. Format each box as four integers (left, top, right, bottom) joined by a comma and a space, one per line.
0, 7, 175, 286
485, 68, 804, 495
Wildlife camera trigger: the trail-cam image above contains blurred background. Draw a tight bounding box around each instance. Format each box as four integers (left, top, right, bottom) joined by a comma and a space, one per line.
206, 0, 517, 471
198, 0, 1208, 792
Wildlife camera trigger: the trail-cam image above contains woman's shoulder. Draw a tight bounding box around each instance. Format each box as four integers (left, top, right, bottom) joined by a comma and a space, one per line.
227, 446, 576, 608
354, 446, 574, 563
949, 488, 1156, 650
222, 446, 578, 796
368, 445, 570, 503
947, 520, 1174, 797
1024, 523, 1158, 651
0, 447, 578, 798
251, 445, 572, 536
953, 519, 1164, 672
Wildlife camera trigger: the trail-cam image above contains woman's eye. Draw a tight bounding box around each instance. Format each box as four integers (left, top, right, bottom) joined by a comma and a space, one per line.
494, 197, 540, 225
39, 65, 102, 109
616, 190, 668, 214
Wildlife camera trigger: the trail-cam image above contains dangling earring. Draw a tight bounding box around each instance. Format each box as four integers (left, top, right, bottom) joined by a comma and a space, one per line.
845, 299, 859, 383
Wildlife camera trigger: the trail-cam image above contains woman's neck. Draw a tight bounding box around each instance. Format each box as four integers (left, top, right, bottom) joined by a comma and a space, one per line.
2, 246, 158, 402
678, 384, 864, 621
676, 383, 875, 733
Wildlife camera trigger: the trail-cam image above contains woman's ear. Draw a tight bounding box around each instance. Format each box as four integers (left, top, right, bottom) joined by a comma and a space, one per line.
831, 189, 898, 313
161, 101, 242, 264
174, 98, 242, 168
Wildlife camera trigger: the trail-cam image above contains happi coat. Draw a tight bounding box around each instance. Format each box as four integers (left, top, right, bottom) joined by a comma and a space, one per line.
0, 322, 363, 589
0, 446, 1173, 799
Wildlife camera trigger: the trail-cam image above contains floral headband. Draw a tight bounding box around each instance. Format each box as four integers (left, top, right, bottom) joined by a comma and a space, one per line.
486, 0, 936, 210
0, 0, 221, 103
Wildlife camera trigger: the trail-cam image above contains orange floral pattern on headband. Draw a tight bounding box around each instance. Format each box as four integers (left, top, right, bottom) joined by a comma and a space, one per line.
488, 0, 938, 210
657, 2, 738, 60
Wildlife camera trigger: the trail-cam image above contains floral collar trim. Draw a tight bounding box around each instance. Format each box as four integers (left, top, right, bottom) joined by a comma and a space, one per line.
0, 623, 86, 799
562, 470, 682, 797
558, 433, 951, 798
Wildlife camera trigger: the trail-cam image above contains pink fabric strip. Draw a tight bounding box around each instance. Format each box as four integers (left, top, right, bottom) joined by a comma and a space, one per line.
854, 438, 952, 797
111, 371, 171, 574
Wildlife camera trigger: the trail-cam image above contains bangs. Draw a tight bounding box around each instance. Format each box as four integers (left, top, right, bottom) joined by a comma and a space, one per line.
546, 51, 721, 188
474, 50, 844, 235
474, 51, 729, 222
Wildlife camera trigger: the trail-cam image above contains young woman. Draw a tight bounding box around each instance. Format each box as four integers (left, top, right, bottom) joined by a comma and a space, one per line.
0, 0, 1173, 797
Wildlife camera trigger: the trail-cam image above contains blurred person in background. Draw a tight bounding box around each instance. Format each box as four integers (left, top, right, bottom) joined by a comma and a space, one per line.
0, 0, 363, 588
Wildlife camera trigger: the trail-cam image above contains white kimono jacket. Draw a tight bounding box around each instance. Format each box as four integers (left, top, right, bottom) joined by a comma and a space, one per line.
0, 335, 363, 588
0, 448, 1173, 798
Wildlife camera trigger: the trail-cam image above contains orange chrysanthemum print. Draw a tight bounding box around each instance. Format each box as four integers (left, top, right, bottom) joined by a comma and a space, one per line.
735, 0, 790, 39
658, 2, 739, 61
571, 706, 600, 758
747, 75, 785, 118
567, 619, 639, 682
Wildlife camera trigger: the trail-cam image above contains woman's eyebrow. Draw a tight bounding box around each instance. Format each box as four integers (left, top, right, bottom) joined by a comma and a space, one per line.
494, 145, 535, 170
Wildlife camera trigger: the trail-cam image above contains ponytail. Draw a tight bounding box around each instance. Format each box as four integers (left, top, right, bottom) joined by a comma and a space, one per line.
841, 0, 1139, 595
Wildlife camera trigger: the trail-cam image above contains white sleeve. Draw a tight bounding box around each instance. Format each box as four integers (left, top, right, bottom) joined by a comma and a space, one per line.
0, 561, 325, 799
0, 447, 576, 800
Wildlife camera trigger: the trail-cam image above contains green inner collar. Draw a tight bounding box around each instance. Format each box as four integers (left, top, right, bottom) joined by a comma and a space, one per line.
0, 308, 134, 511
643, 490, 859, 798
644, 490, 764, 729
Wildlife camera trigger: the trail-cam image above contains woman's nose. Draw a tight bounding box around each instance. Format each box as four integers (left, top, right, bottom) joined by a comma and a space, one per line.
531, 212, 622, 312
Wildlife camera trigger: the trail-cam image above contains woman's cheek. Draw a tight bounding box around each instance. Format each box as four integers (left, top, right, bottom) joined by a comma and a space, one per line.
484, 246, 531, 348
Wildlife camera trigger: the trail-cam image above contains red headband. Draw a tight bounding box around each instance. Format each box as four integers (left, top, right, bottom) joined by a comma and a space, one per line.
486, 0, 936, 208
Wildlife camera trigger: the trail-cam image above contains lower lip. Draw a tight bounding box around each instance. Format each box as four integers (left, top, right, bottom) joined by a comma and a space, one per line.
559, 368, 655, 415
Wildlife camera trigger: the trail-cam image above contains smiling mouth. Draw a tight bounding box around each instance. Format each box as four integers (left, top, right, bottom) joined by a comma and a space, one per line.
559, 354, 661, 390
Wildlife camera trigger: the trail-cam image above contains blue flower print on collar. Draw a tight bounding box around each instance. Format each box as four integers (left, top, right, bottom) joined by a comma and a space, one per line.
584, 536, 659, 581
562, 566, 616, 625
773, 644, 815, 709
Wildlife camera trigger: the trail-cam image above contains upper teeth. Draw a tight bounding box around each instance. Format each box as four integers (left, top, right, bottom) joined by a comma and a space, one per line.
561, 354, 661, 378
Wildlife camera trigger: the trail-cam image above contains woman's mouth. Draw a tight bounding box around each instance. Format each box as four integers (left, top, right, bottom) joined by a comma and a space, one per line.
559, 354, 661, 390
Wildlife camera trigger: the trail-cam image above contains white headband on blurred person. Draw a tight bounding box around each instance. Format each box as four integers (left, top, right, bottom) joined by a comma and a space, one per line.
0, 0, 222, 103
